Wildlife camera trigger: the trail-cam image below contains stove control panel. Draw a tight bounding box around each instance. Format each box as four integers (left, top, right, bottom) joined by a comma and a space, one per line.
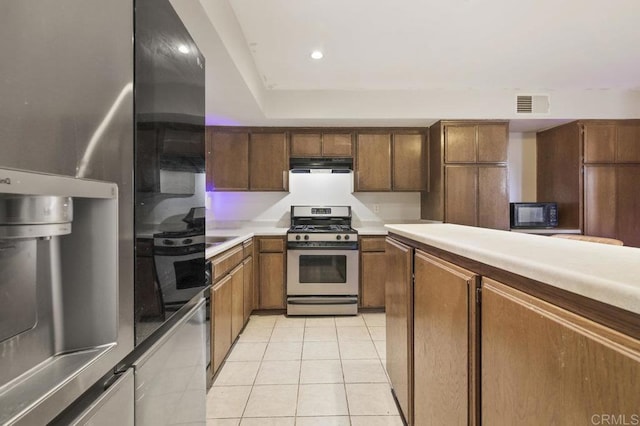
287, 233, 358, 243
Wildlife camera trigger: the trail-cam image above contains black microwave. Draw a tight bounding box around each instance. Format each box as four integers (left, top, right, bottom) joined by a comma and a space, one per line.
510, 202, 558, 228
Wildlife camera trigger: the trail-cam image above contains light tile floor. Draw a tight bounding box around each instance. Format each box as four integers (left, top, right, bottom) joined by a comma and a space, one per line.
206, 313, 403, 426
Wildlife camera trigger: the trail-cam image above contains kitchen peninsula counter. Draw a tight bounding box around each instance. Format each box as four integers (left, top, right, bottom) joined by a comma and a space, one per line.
385, 223, 640, 316
384, 223, 640, 426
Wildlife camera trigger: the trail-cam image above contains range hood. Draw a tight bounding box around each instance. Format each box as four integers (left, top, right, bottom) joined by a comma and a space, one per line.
290, 157, 353, 173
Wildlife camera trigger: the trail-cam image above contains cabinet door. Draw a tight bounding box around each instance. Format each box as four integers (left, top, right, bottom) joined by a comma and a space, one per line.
249, 132, 288, 191
243, 256, 254, 324
477, 123, 508, 163
206, 129, 249, 191
583, 124, 616, 163
360, 251, 386, 308
616, 165, 640, 247
481, 278, 640, 425
584, 165, 617, 239
393, 133, 426, 191
230, 264, 244, 342
616, 123, 640, 163
445, 166, 478, 227
356, 133, 392, 191
290, 133, 322, 157
385, 238, 413, 423
322, 133, 353, 157
212, 276, 232, 373
414, 251, 478, 426
259, 252, 285, 309
445, 124, 476, 163
478, 166, 509, 230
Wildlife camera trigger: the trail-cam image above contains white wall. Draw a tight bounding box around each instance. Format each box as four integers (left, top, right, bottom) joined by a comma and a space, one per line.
206, 172, 421, 226
507, 132, 537, 202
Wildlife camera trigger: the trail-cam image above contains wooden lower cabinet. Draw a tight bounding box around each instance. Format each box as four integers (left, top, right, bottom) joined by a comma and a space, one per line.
243, 256, 254, 323
257, 237, 286, 310
481, 278, 640, 425
212, 275, 232, 373
360, 236, 386, 308
230, 264, 244, 342
384, 237, 413, 424
413, 251, 478, 426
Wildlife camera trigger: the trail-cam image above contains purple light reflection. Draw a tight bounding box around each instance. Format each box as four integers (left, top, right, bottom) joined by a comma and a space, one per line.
206, 191, 246, 221
205, 114, 242, 126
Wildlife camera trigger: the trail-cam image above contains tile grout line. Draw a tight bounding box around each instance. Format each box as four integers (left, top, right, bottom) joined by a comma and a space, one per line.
238, 314, 277, 421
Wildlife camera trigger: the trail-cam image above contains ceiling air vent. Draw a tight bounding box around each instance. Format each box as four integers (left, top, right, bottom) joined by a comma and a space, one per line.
516, 94, 550, 114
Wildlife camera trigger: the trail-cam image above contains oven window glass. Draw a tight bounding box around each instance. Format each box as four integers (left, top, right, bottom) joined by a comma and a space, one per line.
299, 255, 347, 283
174, 258, 205, 289
519, 206, 544, 223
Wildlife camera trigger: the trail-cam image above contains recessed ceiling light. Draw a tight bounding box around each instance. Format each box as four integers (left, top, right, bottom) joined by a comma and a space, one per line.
310, 50, 323, 60
178, 44, 190, 54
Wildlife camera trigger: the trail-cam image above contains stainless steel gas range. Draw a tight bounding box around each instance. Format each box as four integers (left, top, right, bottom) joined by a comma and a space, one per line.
286, 206, 359, 315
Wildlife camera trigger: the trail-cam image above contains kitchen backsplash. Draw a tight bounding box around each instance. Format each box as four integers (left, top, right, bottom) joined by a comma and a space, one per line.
205, 172, 421, 226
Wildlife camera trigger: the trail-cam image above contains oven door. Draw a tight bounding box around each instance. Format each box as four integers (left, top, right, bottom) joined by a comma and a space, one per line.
287, 248, 359, 296
154, 249, 206, 307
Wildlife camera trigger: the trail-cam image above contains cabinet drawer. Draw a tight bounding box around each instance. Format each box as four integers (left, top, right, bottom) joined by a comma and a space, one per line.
360, 236, 386, 252
259, 238, 284, 253
212, 245, 243, 281
243, 238, 254, 258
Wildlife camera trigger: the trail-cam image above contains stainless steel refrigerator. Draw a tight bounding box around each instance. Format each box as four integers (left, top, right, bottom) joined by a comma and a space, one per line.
0, 0, 207, 424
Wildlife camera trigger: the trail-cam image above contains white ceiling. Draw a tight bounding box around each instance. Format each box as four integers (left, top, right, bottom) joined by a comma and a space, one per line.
173, 0, 640, 132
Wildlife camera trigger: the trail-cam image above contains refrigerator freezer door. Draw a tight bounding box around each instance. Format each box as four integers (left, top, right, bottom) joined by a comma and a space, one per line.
56, 369, 134, 426
134, 298, 207, 425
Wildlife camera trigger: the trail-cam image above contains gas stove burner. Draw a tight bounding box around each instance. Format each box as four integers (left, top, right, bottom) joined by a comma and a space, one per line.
287, 205, 358, 246
290, 224, 354, 233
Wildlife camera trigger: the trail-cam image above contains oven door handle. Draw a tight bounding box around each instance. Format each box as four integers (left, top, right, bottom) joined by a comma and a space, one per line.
288, 298, 357, 305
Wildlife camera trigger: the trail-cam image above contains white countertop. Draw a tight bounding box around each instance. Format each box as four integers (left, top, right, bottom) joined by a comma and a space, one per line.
205, 227, 288, 258
385, 223, 640, 315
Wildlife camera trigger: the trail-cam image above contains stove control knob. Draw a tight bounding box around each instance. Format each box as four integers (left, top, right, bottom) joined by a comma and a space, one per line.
304, 235, 309, 240
336, 235, 342, 240
163, 239, 174, 245
344, 235, 350, 240
295, 235, 301, 241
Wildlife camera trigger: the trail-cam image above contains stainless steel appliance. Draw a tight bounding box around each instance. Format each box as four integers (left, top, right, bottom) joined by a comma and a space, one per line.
287, 206, 359, 315
1, 0, 207, 423
510, 202, 559, 228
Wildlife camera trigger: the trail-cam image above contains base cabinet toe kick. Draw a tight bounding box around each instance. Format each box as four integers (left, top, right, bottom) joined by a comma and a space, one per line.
385, 232, 640, 426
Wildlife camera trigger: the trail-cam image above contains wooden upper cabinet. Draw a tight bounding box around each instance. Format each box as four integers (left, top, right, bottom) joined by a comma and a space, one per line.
616, 165, 640, 247
444, 122, 508, 164
445, 125, 477, 163
206, 129, 249, 191
445, 166, 478, 227
583, 124, 616, 163
356, 133, 392, 191
478, 166, 509, 230
583, 121, 640, 164
393, 133, 426, 191
616, 123, 640, 163
322, 133, 353, 156
290, 133, 322, 157
290, 132, 353, 157
477, 124, 508, 163
584, 165, 617, 239
249, 132, 288, 191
